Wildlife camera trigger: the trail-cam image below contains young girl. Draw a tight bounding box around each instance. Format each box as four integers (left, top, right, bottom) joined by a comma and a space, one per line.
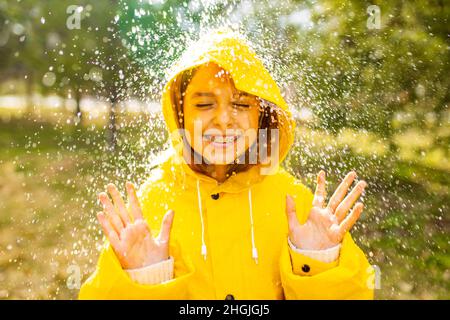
79, 29, 373, 299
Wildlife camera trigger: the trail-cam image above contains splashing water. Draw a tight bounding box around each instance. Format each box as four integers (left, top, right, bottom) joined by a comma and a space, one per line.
0, 0, 448, 299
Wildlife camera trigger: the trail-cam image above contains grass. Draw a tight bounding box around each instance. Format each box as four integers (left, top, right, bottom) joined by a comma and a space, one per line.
0, 111, 448, 299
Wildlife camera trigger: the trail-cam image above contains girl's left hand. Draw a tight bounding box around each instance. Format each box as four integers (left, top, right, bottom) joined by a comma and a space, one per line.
286, 170, 367, 250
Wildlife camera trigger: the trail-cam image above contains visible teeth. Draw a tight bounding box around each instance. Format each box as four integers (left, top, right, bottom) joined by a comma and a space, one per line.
204, 135, 236, 143
215, 136, 233, 143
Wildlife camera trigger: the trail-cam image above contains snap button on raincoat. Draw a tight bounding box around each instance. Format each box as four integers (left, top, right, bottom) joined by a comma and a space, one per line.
79, 29, 374, 300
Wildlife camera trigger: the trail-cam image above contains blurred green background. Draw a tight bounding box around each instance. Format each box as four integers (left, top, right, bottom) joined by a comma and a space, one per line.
0, 0, 448, 299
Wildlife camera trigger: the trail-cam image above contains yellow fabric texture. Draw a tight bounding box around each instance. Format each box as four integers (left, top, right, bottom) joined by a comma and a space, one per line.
79, 29, 374, 300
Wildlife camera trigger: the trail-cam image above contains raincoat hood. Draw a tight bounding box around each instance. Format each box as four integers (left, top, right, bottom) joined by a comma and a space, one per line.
159, 29, 298, 263
161, 28, 296, 182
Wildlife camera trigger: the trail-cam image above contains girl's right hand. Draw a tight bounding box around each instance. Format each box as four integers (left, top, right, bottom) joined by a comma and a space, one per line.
97, 181, 175, 270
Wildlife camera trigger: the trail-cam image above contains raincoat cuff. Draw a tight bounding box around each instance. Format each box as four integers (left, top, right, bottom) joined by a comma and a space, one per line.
288, 237, 341, 263
125, 256, 174, 285
287, 239, 339, 276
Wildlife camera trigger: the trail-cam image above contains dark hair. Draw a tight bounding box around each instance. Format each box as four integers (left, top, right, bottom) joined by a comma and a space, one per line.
170, 65, 280, 179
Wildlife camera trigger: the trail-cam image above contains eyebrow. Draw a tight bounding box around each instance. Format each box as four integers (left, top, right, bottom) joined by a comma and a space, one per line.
191, 91, 251, 98
191, 92, 215, 98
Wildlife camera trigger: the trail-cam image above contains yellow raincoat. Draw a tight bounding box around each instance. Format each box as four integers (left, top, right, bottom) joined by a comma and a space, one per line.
79, 30, 374, 300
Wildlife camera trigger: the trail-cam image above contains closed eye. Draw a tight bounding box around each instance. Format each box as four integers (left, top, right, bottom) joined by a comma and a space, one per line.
195, 103, 214, 108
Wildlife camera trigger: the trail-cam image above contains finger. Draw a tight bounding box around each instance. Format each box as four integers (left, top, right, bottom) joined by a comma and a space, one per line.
335, 181, 367, 222
99, 192, 124, 234
107, 183, 131, 224
97, 212, 122, 253
126, 182, 144, 221
286, 194, 301, 234
157, 210, 175, 244
312, 170, 326, 208
327, 171, 357, 213
338, 203, 364, 238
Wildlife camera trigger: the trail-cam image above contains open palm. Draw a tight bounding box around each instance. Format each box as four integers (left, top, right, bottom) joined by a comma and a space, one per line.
286, 171, 367, 250
97, 182, 174, 269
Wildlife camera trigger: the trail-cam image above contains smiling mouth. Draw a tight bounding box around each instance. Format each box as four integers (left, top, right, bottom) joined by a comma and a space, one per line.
203, 134, 240, 147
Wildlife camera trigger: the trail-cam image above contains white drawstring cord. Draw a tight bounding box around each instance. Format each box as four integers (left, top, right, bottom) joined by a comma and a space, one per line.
248, 188, 258, 264
196, 179, 258, 264
196, 179, 207, 260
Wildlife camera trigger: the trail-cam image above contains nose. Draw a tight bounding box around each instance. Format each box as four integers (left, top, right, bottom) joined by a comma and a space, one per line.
213, 103, 233, 130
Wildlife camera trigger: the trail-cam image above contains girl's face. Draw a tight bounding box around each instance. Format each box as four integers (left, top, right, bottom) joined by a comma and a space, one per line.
183, 63, 260, 165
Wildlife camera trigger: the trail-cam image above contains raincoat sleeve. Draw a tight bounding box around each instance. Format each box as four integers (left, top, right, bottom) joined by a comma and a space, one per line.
78, 241, 194, 299
279, 173, 374, 299
78, 178, 195, 300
